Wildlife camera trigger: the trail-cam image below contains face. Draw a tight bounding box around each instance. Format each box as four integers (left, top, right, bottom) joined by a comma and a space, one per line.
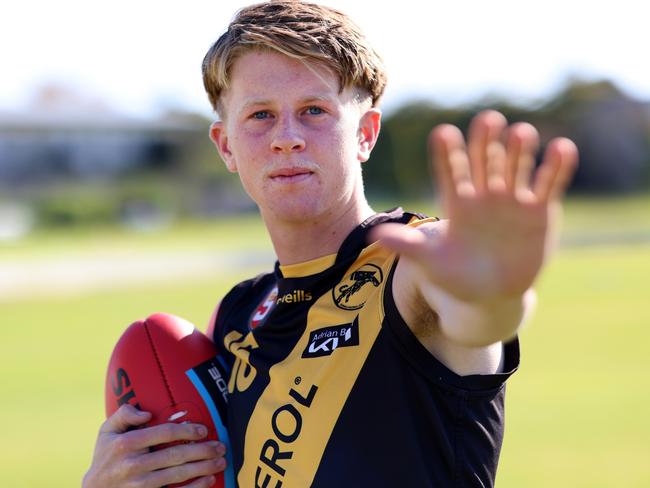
210, 50, 381, 225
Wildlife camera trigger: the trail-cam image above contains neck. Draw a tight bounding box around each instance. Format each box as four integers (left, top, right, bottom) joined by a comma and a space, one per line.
262, 201, 375, 265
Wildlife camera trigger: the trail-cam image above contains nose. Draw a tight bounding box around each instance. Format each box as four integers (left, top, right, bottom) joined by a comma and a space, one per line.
271, 116, 305, 153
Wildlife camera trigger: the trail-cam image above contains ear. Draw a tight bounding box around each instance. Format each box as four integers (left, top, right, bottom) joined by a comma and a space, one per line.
209, 121, 237, 173
357, 108, 382, 163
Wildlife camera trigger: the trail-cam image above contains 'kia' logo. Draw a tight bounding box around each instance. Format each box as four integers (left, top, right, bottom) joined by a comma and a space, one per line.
302, 317, 359, 358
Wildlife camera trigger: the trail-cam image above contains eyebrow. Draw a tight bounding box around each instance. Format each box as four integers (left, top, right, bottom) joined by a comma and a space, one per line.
300, 95, 334, 104
240, 95, 335, 111
241, 99, 272, 110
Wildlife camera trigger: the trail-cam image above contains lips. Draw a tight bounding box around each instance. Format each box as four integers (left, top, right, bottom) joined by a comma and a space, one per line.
269, 167, 314, 183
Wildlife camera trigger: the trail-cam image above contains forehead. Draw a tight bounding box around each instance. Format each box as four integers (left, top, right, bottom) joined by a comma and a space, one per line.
223, 50, 345, 109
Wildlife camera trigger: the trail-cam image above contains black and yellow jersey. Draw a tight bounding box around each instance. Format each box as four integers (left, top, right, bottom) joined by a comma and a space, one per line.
211, 208, 519, 487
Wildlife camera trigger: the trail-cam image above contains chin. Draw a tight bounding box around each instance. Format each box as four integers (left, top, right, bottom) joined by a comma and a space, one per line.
263, 198, 326, 224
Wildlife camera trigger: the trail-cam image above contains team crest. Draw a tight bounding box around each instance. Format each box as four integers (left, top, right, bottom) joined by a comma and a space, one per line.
250, 285, 278, 329
332, 263, 383, 310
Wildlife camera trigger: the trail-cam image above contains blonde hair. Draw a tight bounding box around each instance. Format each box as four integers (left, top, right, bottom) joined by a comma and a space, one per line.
202, 0, 387, 114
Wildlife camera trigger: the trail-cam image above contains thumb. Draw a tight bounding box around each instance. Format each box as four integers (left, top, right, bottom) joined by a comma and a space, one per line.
369, 223, 431, 259
101, 404, 151, 435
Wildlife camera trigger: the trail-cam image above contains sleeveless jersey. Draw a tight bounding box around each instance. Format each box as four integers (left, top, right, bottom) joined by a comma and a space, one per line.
211, 208, 520, 487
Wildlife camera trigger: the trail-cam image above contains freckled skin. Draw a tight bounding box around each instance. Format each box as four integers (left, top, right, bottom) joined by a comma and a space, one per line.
209, 51, 380, 262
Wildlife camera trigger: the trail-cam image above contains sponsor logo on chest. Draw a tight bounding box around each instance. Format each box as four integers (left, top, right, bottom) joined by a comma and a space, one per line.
302, 316, 360, 358
255, 382, 318, 487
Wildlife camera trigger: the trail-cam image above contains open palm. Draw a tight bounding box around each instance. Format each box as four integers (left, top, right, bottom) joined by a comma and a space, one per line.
374, 110, 578, 302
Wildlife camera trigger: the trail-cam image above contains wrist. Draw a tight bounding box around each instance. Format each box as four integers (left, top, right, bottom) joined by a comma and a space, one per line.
423, 283, 535, 347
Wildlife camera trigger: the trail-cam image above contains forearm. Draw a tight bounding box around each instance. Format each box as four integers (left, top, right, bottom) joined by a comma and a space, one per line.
420, 282, 537, 347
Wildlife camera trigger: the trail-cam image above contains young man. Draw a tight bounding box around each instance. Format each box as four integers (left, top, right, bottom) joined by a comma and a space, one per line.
84, 1, 577, 487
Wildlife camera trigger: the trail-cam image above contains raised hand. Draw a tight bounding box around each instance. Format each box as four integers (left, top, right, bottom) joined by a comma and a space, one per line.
373, 110, 578, 304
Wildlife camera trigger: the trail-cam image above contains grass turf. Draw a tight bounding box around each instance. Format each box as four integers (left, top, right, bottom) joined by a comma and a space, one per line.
497, 243, 650, 487
1, 197, 649, 486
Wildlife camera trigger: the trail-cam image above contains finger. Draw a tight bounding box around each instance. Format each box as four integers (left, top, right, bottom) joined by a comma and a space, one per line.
141, 441, 226, 471
124, 422, 210, 452
468, 110, 507, 193
504, 122, 539, 194
184, 475, 219, 488
145, 458, 226, 488
486, 136, 507, 193
100, 404, 151, 435
430, 124, 473, 200
370, 223, 430, 260
547, 138, 579, 200
533, 137, 578, 201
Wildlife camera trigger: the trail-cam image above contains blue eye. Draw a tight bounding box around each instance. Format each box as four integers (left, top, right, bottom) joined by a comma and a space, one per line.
252, 111, 269, 120
307, 106, 323, 115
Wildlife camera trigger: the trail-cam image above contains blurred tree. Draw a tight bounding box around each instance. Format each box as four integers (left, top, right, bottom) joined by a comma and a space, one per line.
365, 79, 650, 199
539, 80, 650, 193
365, 102, 474, 199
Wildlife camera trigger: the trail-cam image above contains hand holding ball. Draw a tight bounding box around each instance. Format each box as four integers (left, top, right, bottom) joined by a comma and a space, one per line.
104, 313, 233, 487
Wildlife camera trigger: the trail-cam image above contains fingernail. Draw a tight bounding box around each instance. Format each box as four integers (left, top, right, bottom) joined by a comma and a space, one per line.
196, 425, 208, 437
207, 441, 225, 455
136, 410, 150, 417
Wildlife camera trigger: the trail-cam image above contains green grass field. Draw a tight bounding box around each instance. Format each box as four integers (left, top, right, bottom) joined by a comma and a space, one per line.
1, 196, 649, 487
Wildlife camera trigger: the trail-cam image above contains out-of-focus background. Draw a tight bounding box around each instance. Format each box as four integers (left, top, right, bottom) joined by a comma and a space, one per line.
1, 1, 649, 486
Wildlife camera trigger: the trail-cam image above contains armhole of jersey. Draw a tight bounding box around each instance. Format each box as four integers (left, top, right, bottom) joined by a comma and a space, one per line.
382, 259, 520, 392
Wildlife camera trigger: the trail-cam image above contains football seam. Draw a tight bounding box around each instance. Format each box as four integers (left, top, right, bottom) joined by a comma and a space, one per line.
143, 320, 176, 406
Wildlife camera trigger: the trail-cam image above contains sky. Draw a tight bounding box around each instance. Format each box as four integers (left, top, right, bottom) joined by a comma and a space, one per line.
2, 0, 648, 118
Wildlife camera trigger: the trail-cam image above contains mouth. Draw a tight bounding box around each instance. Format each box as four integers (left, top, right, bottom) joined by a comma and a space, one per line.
269, 167, 315, 183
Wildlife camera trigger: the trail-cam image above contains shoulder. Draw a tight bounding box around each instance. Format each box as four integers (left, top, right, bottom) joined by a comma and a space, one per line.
206, 271, 276, 344
410, 216, 447, 234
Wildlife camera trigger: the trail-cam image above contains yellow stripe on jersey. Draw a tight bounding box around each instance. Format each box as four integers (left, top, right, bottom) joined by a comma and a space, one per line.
238, 241, 396, 488
279, 252, 337, 278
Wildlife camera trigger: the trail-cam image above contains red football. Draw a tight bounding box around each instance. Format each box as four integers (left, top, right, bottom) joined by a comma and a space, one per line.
105, 312, 233, 488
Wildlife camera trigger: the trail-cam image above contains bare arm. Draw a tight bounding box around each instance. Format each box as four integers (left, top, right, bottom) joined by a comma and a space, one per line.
372, 111, 577, 372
